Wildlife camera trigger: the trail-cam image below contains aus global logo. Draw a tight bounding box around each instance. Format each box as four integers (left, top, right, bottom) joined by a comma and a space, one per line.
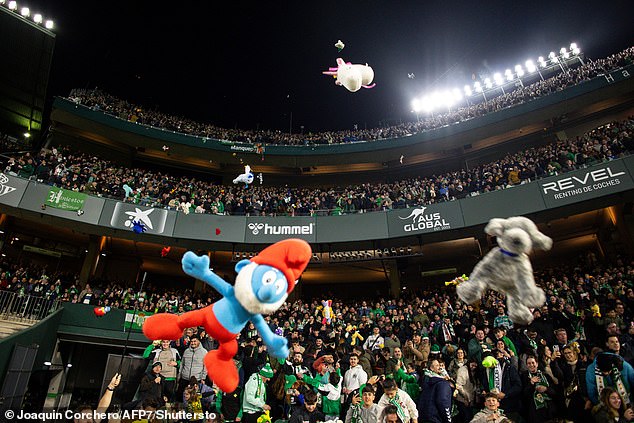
399, 206, 450, 232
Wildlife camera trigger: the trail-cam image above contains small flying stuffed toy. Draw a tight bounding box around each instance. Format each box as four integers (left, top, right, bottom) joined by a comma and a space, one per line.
334, 39, 345, 52
143, 238, 312, 393
233, 164, 254, 186
131, 220, 147, 234
456, 216, 552, 325
321, 300, 333, 325
322, 58, 375, 93
445, 274, 468, 287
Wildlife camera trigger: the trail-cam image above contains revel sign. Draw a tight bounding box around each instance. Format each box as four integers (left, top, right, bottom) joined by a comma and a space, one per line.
539, 162, 634, 208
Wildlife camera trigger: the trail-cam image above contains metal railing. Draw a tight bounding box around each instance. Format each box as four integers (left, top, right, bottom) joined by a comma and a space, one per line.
0, 290, 61, 323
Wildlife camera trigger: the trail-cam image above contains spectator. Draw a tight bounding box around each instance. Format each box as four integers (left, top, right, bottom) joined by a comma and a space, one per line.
417, 357, 453, 423
469, 393, 512, 423
346, 384, 381, 423
591, 386, 634, 423
242, 363, 274, 423
179, 334, 208, 400
143, 339, 181, 402
587, 352, 634, 405
377, 378, 418, 423
289, 390, 325, 423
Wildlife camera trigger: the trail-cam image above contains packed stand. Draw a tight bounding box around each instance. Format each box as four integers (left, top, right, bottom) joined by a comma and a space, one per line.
6, 252, 634, 422
4, 117, 634, 217
66, 47, 634, 146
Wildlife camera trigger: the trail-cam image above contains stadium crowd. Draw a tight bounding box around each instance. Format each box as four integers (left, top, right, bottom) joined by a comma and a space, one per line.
2, 251, 634, 422
66, 46, 634, 146
4, 117, 634, 217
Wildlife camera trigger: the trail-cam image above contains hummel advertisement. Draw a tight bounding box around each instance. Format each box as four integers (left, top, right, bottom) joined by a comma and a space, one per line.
244, 216, 316, 243
0, 173, 28, 207
539, 159, 634, 208
19, 182, 105, 225
99, 201, 177, 236
386, 202, 465, 237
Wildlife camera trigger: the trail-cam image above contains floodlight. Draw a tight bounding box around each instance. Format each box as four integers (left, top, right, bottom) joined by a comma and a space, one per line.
525, 60, 536, 73
560, 47, 570, 59
23, 132, 30, 138
484, 78, 492, 89
421, 96, 433, 112
20, 6, 29, 16
45, 20, 53, 29
431, 92, 444, 109
514, 65, 524, 77
464, 85, 472, 96
570, 43, 577, 50
538, 56, 546, 67
570, 43, 580, 55
33, 13, 42, 23
493, 73, 504, 86
411, 99, 421, 112
505, 69, 514, 81
548, 51, 558, 63
452, 88, 462, 101
474, 81, 482, 93
443, 91, 455, 107
8, 1, 17, 10
44, 361, 52, 366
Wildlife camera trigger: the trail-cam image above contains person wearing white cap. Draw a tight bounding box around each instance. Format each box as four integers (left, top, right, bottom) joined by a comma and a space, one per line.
242, 363, 274, 423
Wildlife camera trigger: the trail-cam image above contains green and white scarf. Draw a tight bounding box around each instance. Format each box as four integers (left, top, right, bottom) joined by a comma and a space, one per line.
389, 393, 409, 423
596, 366, 630, 407
529, 370, 551, 409
488, 365, 502, 392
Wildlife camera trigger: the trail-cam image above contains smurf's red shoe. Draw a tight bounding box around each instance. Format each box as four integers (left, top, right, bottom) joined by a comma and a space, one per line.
142, 313, 183, 340
204, 350, 239, 393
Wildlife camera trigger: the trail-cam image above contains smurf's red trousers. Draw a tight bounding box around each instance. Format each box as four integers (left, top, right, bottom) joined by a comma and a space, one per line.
143, 305, 239, 393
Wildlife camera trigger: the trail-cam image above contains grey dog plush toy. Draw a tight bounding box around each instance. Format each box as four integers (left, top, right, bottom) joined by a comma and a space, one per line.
456, 216, 552, 325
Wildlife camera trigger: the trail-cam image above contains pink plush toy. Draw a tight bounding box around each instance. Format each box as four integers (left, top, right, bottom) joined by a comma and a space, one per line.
322, 58, 375, 92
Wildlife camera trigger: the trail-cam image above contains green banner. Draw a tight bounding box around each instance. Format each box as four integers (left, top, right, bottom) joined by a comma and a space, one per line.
123, 310, 153, 330
45, 187, 87, 211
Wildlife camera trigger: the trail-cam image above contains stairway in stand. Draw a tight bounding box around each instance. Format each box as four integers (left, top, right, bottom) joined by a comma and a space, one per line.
0, 320, 33, 339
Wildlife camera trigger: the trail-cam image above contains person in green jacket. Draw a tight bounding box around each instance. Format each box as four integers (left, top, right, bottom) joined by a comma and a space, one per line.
242, 364, 273, 423
392, 362, 421, 402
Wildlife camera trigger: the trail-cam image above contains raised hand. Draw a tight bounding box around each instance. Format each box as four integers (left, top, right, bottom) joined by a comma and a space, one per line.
268, 335, 289, 359
182, 251, 211, 280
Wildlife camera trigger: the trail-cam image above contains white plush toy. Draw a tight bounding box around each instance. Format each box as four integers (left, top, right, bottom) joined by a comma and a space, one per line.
322, 58, 375, 93
233, 165, 254, 186
456, 216, 552, 325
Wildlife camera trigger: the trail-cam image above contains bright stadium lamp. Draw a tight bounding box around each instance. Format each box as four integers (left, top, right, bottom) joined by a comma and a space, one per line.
474, 81, 482, 93
411, 99, 422, 113
8, 1, 17, 10
421, 96, 433, 113
538, 56, 546, 67
45, 19, 53, 29
505, 69, 513, 81
20, 6, 29, 16
570, 43, 580, 55
33, 13, 42, 23
484, 78, 493, 89
452, 88, 462, 102
464, 84, 472, 96
560, 47, 570, 59
525, 60, 536, 73
514, 65, 524, 77
548, 51, 558, 63
493, 73, 504, 86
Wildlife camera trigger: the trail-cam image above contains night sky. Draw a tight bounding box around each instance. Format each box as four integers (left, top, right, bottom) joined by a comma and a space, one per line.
17, 0, 634, 133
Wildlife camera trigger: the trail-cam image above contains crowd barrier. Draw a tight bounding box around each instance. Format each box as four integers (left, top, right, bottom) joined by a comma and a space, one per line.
0, 290, 61, 323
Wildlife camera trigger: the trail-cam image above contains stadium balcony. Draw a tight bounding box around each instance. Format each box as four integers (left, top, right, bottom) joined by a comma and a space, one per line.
49, 63, 634, 185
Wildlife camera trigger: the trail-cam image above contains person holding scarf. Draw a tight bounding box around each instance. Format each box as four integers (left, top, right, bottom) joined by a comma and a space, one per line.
478, 352, 521, 421
346, 384, 381, 423
242, 363, 274, 423
560, 342, 590, 422
521, 355, 558, 422
587, 352, 634, 406
377, 378, 418, 423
